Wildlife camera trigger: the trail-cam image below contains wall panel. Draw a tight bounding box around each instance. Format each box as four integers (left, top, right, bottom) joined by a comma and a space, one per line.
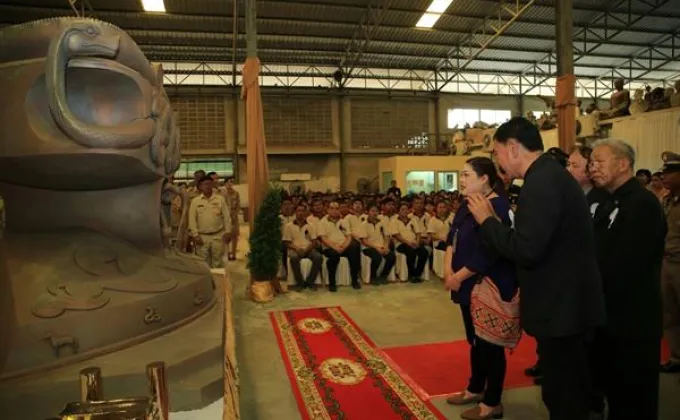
344, 155, 386, 192
351, 99, 429, 148
262, 96, 333, 146
170, 96, 227, 151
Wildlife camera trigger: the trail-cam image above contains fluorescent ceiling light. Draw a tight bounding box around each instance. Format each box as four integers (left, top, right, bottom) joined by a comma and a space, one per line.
427, 0, 454, 13
141, 0, 166, 12
416, 13, 441, 28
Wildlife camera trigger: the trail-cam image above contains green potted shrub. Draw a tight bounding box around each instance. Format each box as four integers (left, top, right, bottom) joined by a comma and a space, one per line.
247, 186, 283, 302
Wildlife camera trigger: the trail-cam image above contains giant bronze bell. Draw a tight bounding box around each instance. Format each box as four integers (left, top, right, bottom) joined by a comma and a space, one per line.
0, 17, 215, 379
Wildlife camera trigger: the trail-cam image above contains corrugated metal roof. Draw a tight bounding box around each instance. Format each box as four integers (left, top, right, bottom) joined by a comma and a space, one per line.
0, 0, 679, 83
467, 60, 529, 72
479, 48, 548, 62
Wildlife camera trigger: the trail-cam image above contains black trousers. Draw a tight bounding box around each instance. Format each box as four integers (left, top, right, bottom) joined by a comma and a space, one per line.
460, 304, 506, 407
362, 247, 396, 280
281, 244, 289, 275
323, 241, 360, 286
396, 243, 429, 279
288, 249, 322, 286
537, 334, 592, 420
591, 331, 660, 420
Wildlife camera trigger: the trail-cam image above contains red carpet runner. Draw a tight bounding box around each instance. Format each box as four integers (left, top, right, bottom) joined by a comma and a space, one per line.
270, 307, 446, 420
383, 338, 672, 400
382, 337, 538, 399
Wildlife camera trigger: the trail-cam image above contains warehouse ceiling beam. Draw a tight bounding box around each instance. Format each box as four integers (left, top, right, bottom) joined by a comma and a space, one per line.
0, 0, 680, 35
428, 0, 537, 93
592, 25, 680, 97
248, 0, 680, 21
338, 0, 395, 87
2, 3, 678, 41
154, 58, 668, 91
1, 4, 674, 56
156, 61, 536, 93
135, 41, 668, 75
519, 0, 671, 95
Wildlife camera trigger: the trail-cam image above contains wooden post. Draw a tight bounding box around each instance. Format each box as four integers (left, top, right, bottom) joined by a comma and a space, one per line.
556, 0, 576, 151
245, 0, 257, 58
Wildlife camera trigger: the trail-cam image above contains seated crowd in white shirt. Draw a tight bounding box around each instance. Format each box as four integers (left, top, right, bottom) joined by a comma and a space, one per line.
280, 193, 456, 292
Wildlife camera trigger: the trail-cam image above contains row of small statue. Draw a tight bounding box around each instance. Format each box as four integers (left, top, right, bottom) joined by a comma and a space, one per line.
628, 81, 680, 115
525, 100, 584, 131
526, 78, 680, 131
596, 78, 680, 118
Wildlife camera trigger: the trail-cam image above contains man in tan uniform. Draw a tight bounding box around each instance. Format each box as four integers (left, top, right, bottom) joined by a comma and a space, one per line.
221, 176, 241, 261
176, 170, 206, 252
661, 151, 680, 373
188, 176, 231, 268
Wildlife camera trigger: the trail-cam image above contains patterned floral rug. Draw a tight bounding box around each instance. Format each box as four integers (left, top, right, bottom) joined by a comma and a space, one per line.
270, 307, 445, 420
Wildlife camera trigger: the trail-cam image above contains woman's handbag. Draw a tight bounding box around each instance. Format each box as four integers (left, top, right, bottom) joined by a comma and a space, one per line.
470, 277, 521, 349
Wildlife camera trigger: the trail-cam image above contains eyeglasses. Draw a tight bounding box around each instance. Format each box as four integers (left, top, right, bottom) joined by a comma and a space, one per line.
588, 157, 620, 169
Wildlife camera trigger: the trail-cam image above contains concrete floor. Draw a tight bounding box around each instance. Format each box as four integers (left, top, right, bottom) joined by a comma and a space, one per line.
227, 224, 680, 420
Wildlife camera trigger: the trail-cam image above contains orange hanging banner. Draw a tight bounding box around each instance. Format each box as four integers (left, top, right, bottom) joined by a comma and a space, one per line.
555, 74, 576, 151
241, 57, 270, 231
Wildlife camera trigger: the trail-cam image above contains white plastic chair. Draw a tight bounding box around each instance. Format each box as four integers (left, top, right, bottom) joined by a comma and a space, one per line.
433, 246, 446, 278
360, 248, 396, 284
395, 249, 430, 282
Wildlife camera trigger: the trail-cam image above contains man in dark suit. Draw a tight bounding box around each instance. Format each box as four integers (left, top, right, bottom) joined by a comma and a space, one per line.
567, 145, 610, 214
467, 117, 606, 420
589, 139, 666, 420
661, 151, 680, 374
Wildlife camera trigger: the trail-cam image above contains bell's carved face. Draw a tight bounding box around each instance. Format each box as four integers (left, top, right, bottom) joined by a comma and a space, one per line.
66, 23, 120, 57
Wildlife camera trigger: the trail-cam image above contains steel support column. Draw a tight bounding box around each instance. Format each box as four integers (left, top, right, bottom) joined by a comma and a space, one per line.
245, 0, 257, 57
556, 0, 575, 151
339, 97, 347, 191
433, 95, 441, 154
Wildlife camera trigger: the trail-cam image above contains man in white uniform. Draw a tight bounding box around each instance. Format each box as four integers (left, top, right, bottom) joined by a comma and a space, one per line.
283, 203, 322, 291
427, 201, 452, 252
358, 204, 395, 284
318, 201, 361, 291
391, 203, 429, 282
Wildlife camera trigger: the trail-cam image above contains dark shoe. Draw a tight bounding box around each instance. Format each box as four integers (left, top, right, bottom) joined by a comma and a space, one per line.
329, 284, 338, 292
588, 411, 605, 420
291, 284, 305, 292
660, 361, 680, 373
227, 253, 236, 261
408, 277, 418, 283
306, 282, 318, 291
352, 282, 361, 290
524, 364, 541, 377
378, 276, 389, 284
370, 278, 382, 286
445, 392, 482, 406
460, 405, 504, 420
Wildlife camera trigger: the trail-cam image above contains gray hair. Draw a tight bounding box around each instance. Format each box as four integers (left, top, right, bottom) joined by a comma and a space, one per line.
592, 138, 636, 168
